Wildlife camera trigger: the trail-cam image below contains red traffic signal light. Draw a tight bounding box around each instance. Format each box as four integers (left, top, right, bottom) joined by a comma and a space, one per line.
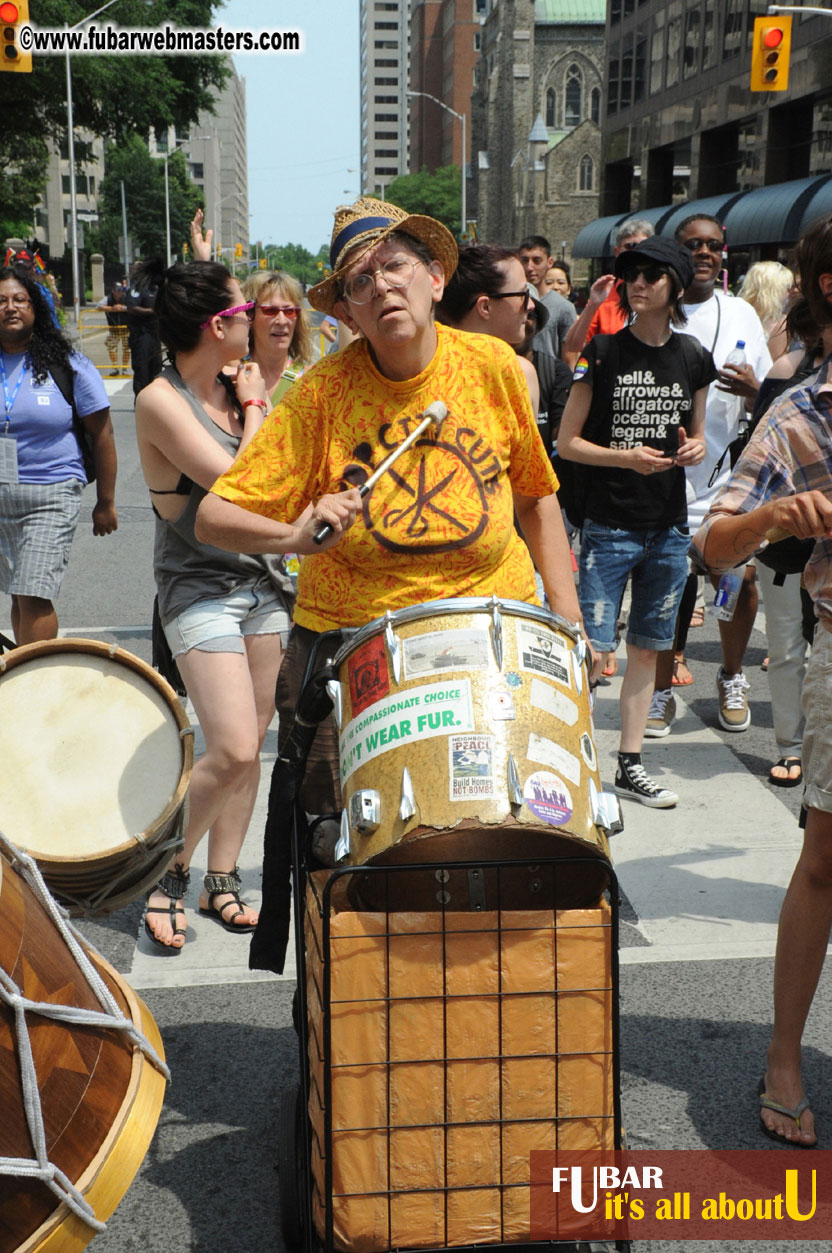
1, 0, 32, 72
750, 15, 792, 92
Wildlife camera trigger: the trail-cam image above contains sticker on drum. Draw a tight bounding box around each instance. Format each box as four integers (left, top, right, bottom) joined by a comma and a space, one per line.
339, 677, 474, 783
505, 670, 522, 688
515, 620, 572, 687
347, 634, 390, 716
402, 628, 490, 679
488, 686, 515, 720
449, 733, 496, 801
523, 770, 574, 827
526, 731, 581, 786
580, 731, 597, 772
529, 676, 579, 726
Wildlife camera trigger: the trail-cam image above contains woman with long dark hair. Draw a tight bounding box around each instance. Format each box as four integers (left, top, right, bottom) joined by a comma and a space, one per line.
135, 258, 294, 951
0, 265, 117, 643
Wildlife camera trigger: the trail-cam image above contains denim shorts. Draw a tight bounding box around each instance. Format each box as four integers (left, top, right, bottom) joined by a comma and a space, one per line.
579, 519, 690, 652
163, 578, 292, 659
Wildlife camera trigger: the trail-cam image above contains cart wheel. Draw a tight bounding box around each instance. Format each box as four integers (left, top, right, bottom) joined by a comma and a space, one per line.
278, 1082, 305, 1248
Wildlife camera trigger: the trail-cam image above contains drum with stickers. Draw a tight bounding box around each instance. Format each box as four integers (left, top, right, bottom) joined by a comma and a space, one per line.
330, 597, 618, 908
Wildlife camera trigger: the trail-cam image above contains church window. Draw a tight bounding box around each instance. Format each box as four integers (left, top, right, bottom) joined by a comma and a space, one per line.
579, 154, 594, 191
565, 65, 582, 128
546, 88, 555, 127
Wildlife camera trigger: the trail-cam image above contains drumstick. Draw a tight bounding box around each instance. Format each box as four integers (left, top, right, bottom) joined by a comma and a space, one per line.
312, 401, 448, 545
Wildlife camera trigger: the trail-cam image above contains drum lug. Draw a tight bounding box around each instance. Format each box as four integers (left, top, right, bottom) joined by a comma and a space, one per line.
335, 809, 351, 861
507, 752, 524, 807
489, 596, 504, 670
591, 783, 624, 837
399, 766, 417, 821
570, 644, 585, 695
349, 789, 381, 835
325, 679, 342, 728
384, 612, 402, 684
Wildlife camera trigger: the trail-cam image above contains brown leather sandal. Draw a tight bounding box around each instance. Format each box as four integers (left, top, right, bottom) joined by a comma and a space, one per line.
199, 867, 257, 933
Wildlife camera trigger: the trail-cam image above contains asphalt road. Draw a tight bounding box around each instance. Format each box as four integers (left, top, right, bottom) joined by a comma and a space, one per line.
2, 378, 829, 1253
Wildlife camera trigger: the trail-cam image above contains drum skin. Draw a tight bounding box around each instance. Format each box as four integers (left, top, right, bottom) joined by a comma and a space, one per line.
0, 848, 167, 1252
0, 638, 193, 916
334, 600, 611, 908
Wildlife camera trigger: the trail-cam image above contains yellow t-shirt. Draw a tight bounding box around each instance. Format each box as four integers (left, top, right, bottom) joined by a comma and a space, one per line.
213, 323, 559, 630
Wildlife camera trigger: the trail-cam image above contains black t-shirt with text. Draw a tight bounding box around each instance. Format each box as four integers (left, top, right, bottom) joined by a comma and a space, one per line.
574, 327, 716, 530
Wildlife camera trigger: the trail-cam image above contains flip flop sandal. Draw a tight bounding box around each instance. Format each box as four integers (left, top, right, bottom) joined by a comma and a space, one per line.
199, 867, 258, 933
758, 1076, 816, 1147
769, 757, 803, 788
672, 655, 694, 686
143, 863, 189, 955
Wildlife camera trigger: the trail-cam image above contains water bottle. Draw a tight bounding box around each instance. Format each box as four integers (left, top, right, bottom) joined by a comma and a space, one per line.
714, 566, 743, 621
724, 340, 747, 367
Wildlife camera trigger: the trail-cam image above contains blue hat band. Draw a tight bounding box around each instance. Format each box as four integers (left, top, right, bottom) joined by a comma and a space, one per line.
331, 216, 394, 269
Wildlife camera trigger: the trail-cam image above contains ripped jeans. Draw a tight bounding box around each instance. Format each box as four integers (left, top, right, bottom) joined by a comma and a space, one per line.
578, 519, 689, 653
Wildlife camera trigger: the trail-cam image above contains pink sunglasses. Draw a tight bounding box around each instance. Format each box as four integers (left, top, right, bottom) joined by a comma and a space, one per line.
200, 300, 255, 329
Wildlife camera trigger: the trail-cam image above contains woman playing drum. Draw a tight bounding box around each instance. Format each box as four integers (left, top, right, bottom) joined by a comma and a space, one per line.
195, 199, 591, 819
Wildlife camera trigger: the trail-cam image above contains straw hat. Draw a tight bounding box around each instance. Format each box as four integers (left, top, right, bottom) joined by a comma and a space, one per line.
307, 196, 459, 314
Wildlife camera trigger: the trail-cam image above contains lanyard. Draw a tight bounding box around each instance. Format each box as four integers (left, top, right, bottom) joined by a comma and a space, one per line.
0, 351, 28, 432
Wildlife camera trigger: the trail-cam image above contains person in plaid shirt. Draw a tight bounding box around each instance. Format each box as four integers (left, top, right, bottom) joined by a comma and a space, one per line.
692, 215, 832, 1149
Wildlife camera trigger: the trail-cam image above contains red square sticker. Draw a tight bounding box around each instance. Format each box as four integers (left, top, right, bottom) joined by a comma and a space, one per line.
347, 634, 390, 716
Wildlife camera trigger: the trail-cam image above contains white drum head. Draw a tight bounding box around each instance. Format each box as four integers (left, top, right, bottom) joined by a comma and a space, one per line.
0, 653, 184, 861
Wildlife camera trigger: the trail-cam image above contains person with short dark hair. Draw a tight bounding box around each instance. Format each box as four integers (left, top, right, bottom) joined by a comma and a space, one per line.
123, 260, 163, 397
0, 266, 117, 643
558, 237, 714, 808
517, 234, 577, 358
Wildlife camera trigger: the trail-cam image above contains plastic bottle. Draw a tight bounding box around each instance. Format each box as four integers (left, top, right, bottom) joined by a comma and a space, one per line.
724, 340, 747, 367
714, 566, 744, 621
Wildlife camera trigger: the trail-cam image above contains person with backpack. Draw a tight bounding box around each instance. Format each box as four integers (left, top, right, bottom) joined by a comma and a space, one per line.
558, 237, 714, 807
0, 266, 117, 645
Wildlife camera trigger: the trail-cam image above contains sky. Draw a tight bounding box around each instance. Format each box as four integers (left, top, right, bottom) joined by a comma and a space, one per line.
217, 0, 360, 255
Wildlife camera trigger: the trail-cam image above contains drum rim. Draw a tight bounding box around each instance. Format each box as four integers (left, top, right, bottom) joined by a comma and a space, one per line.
333, 596, 579, 667
0, 637, 194, 866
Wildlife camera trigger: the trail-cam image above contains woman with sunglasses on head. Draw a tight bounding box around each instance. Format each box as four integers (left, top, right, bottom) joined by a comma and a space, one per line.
134, 258, 294, 952
558, 237, 714, 809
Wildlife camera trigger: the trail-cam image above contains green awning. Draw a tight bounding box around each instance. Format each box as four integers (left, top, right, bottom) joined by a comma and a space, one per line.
723, 176, 832, 246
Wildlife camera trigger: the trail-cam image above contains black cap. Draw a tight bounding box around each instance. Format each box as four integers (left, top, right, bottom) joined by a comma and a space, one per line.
614, 236, 695, 290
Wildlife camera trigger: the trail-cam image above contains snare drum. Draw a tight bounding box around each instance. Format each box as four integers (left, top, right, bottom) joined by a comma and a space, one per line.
0, 837, 167, 1251
332, 599, 614, 905
0, 639, 193, 916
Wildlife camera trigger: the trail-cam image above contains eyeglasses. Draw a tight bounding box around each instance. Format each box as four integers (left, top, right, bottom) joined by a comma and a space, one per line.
620, 264, 669, 285
681, 238, 724, 254
620, 240, 642, 250
200, 300, 255, 329
343, 257, 423, 304
492, 289, 535, 307
0, 294, 31, 309
257, 304, 300, 319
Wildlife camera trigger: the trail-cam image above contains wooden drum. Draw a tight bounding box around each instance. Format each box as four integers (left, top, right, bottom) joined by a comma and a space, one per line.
0, 837, 168, 1251
331, 598, 618, 908
0, 639, 193, 916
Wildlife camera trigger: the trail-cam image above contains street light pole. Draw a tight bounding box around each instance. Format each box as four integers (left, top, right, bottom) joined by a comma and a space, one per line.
405, 90, 466, 240
64, 0, 127, 324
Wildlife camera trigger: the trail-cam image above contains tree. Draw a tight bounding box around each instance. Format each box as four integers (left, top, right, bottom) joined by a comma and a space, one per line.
87, 134, 203, 264
1, 0, 229, 231
385, 167, 462, 238
260, 242, 330, 289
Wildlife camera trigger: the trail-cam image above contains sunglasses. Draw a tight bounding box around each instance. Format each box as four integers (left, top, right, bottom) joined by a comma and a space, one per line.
257, 304, 300, 319
620, 264, 669, 285
681, 238, 724, 254
200, 300, 255, 329
492, 289, 534, 306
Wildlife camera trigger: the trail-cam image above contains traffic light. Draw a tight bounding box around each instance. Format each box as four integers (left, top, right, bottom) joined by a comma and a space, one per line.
750, 15, 792, 92
234, 242, 243, 259
0, 0, 33, 73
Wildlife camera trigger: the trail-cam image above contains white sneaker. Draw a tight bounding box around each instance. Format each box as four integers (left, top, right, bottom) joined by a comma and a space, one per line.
716, 667, 751, 732
644, 688, 676, 738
